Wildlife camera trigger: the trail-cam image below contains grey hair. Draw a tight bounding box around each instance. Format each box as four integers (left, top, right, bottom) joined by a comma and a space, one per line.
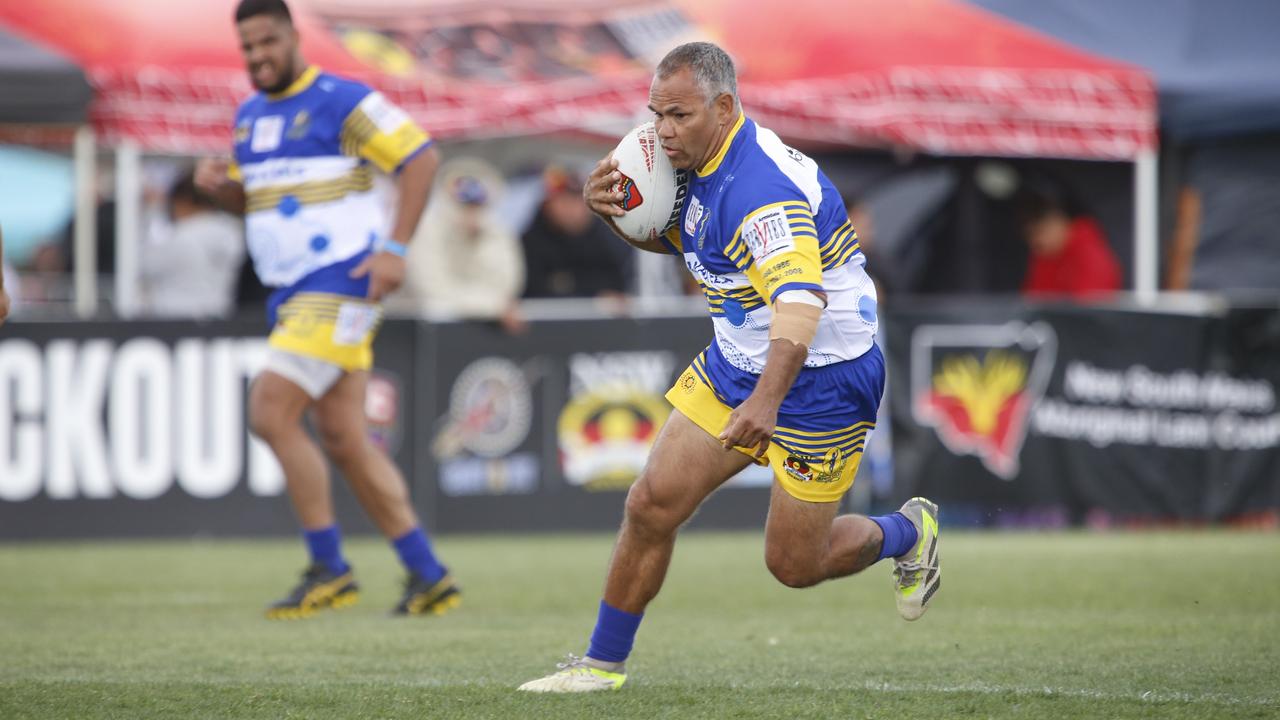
655, 42, 740, 110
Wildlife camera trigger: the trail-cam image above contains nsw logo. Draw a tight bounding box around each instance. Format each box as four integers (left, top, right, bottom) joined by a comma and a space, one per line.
910, 322, 1057, 479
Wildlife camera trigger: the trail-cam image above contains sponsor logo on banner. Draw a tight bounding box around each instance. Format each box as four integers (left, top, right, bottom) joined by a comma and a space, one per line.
558, 352, 674, 491
0, 337, 284, 502
365, 371, 402, 454
432, 357, 539, 496
910, 322, 1057, 479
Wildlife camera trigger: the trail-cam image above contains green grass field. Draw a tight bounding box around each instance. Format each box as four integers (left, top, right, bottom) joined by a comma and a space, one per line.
1, 531, 1277, 719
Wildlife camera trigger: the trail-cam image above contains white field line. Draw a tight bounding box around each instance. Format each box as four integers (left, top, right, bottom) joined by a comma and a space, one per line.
11, 676, 1277, 707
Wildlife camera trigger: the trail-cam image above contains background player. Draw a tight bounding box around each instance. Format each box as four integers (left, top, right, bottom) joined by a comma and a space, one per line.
196, 0, 458, 619
520, 42, 940, 692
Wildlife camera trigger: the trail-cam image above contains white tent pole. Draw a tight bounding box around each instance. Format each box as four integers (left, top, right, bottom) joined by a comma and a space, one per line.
72, 125, 97, 319
114, 140, 142, 318
1134, 149, 1159, 303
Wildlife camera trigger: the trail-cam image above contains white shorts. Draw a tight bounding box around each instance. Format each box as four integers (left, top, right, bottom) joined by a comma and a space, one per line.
262, 348, 345, 399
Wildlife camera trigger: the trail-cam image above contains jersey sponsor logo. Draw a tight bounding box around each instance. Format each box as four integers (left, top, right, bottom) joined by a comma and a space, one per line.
683, 255, 735, 288
742, 208, 794, 261
911, 322, 1057, 480
251, 115, 285, 153
683, 194, 703, 236
332, 303, 379, 346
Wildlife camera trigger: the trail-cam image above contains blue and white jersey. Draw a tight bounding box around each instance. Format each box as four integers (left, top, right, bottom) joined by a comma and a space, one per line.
659, 114, 879, 384
230, 66, 431, 289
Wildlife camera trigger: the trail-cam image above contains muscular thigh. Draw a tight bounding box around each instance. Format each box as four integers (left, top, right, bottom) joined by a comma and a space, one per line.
764, 481, 840, 563
635, 409, 754, 518
249, 370, 314, 430
312, 370, 367, 442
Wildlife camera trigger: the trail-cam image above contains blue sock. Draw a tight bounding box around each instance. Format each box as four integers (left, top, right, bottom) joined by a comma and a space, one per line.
586, 600, 644, 664
871, 512, 919, 561
392, 528, 447, 584
303, 525, 350, 575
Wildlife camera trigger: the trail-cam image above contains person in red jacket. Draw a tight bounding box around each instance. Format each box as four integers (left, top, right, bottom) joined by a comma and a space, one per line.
1019, 190, 1122, 298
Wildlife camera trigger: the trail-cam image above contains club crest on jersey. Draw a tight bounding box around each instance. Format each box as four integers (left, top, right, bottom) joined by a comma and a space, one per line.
285, 109, 310, 140
614, 174, 644, 211
910, 322, 1057, 480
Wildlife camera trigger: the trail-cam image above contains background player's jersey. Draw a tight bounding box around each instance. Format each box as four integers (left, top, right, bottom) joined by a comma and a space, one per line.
659, 114, 879, 381
230, 66, 431, 290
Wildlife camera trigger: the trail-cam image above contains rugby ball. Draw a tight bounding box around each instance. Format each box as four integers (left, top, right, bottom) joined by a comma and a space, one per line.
609, 122, 688, 243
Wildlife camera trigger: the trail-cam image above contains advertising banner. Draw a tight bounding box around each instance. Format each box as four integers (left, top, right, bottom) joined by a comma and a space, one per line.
0, 319, 419, 539
884, 302, 1280, 526
417, 317, 773, 533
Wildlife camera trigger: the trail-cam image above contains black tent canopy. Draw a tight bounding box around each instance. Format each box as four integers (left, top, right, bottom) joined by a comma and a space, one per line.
0, 27, 91, 124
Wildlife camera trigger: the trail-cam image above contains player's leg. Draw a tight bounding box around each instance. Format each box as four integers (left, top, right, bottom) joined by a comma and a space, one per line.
519, 409, 752, 692
603, 409, 753, 612
762, 464, 940, 619
762, 483, 885, 587
312, 369, 458, 616
248, 361, 357, 618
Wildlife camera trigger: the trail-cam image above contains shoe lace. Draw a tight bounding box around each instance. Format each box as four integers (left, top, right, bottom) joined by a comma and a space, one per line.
892, 559, 936, 588
556, 653, 590, 673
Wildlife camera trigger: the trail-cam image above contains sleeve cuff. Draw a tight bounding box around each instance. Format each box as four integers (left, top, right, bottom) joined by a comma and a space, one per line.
392, 138, 434, 174
770, 282, 824, 305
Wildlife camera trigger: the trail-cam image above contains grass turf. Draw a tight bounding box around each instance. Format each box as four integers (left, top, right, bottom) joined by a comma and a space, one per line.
1, 531, 1277, 719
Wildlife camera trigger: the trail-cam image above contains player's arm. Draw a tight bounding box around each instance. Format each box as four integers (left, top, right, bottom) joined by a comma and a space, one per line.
719, 203, 826, 456
583, 154, 675, 255
342, 91, 439, 300
194, 158, 246, 216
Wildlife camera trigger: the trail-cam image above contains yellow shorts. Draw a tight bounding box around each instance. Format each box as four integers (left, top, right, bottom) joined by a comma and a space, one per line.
266, 291, 382, 371
666, 359, 874, 504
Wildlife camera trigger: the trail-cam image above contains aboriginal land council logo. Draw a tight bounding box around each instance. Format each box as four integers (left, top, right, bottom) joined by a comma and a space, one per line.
910, 322, 1057, 479
614, 174, 644, 211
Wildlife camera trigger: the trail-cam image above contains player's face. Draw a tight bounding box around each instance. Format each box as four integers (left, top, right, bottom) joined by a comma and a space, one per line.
237, 15, 301, 93
649, 67, 735, 171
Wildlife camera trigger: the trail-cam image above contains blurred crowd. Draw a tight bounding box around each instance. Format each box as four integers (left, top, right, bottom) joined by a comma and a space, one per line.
0, 152, 1129, 325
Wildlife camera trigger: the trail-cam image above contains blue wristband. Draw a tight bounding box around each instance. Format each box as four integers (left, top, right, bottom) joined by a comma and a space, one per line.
380, 239, 408, 257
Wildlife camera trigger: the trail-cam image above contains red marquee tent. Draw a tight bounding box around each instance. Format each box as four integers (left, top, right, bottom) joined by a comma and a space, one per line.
2, 0, 1156, 159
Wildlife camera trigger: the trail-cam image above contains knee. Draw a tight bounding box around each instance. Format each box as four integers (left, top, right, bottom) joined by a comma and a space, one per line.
248, 393, 291, 444
764, 547, 822, 589
316, 423, 367, 467
624, 478, 681, 538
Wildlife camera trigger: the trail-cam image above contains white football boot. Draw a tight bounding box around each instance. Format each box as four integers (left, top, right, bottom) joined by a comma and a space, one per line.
517, 654, 627, 693
891, 497, 941, 621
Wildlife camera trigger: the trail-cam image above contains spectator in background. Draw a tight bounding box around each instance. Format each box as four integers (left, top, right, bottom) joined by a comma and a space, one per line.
0, 224, 12, 325
522, 165, 630, 300
139, 171, 244, 318
1019, 189, 1121, 299
397, 158, 526, 333
842, 193, 894, 298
